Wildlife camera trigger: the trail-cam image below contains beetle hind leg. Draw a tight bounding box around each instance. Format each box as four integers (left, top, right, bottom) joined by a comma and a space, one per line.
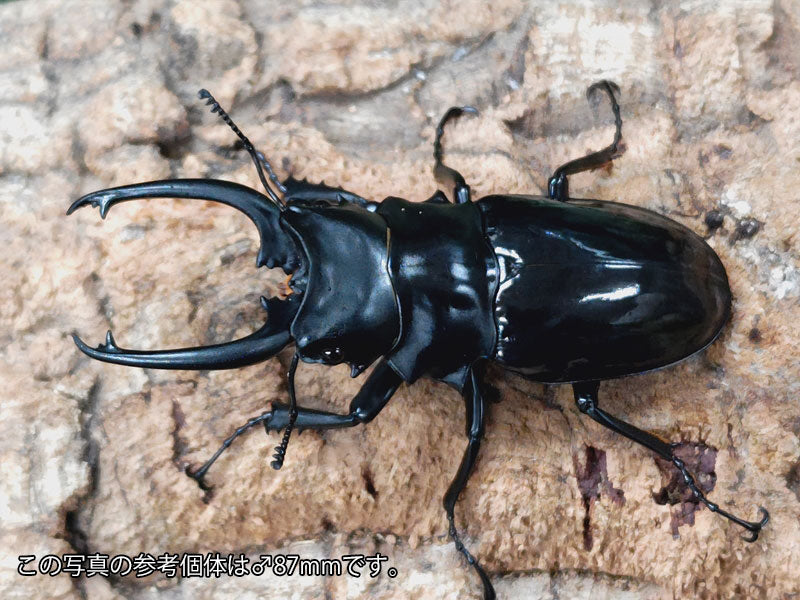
443, 369, 496, 599
573, 381, 770, 542
547, 80, 624, 201
433, 106, 479, 204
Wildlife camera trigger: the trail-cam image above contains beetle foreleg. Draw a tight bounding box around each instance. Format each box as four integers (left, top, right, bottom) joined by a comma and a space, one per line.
189, 410, 274, 483
266, 359, 403, 431
443, 369, 495, 600
573, 381, 770, 542
547, 80, 624, 201
189, 360, 402, 482
433, 106, 479, 204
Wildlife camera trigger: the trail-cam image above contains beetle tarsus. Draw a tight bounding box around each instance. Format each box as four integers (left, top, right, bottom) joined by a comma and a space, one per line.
270, 423, 292, 470
433, 105, 479, 204
447, 514, 495, 600
548, 79, 624, 201
738, 507, 770, 542
673, 455, 770, 540
255, 151, 288, 195
190, 409, 275, 483
270, 410, 297, 470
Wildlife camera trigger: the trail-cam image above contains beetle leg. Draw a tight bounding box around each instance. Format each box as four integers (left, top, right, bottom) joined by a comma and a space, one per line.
189, 410, 274, 483
443, 368, 495, 600
267, 359, 403, 431
547, 80, 624, 201
573, 381, 770, 542
433, 106, 479, 204
189, 360, 402, 482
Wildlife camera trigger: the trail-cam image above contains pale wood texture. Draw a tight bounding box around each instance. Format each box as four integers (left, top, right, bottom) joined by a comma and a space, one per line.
1, 1, 798, 598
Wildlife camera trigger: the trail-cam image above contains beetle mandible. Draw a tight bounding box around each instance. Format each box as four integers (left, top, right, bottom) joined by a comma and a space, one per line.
69, 82, 769, 599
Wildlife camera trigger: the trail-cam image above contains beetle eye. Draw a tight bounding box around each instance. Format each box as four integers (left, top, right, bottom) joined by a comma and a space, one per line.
321, 347, 344, 364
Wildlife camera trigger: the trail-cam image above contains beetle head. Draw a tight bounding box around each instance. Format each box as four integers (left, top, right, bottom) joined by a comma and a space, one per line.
68, 89, 400, 377
281, 200, 401, 376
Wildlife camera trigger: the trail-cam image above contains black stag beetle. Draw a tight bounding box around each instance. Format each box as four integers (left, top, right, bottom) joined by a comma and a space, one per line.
69, 82, 769, 599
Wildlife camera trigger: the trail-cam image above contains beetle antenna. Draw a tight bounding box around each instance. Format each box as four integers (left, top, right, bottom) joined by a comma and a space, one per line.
197, 89, 287, 209
271, 352, 299, 470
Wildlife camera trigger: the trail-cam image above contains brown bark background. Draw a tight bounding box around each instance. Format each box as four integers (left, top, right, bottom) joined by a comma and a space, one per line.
1, 0, 798, 598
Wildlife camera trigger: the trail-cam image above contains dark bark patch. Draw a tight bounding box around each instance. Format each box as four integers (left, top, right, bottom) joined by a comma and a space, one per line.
786, 460, 800, 502
574, 445, 625, 550
362, 466, 378, 499
652, 442, 717, 536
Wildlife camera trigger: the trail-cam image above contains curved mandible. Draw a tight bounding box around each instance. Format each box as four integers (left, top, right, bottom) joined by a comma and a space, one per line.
67, 178, 294, 269
72, 295, 298, 370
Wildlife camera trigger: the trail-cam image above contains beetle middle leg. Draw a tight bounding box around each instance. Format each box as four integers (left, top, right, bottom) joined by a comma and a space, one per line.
443, 368, 495, 600
548, 80, 624, 201
573, 381, 769, 541
433, 106, 479, 204
190, 360, 403, 482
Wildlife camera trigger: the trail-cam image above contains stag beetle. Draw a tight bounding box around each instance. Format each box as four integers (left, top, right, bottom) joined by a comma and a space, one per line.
69, 82, 769, 600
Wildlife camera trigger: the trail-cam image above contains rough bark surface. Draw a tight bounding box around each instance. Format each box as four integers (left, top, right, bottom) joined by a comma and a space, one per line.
1, 0, 798, 598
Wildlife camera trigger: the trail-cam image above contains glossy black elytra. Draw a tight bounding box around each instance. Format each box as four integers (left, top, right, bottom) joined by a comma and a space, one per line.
68, 82, 769, 599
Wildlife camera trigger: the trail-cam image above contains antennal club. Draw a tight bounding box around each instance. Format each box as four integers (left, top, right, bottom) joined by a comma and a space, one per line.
197, 89, 287, 207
